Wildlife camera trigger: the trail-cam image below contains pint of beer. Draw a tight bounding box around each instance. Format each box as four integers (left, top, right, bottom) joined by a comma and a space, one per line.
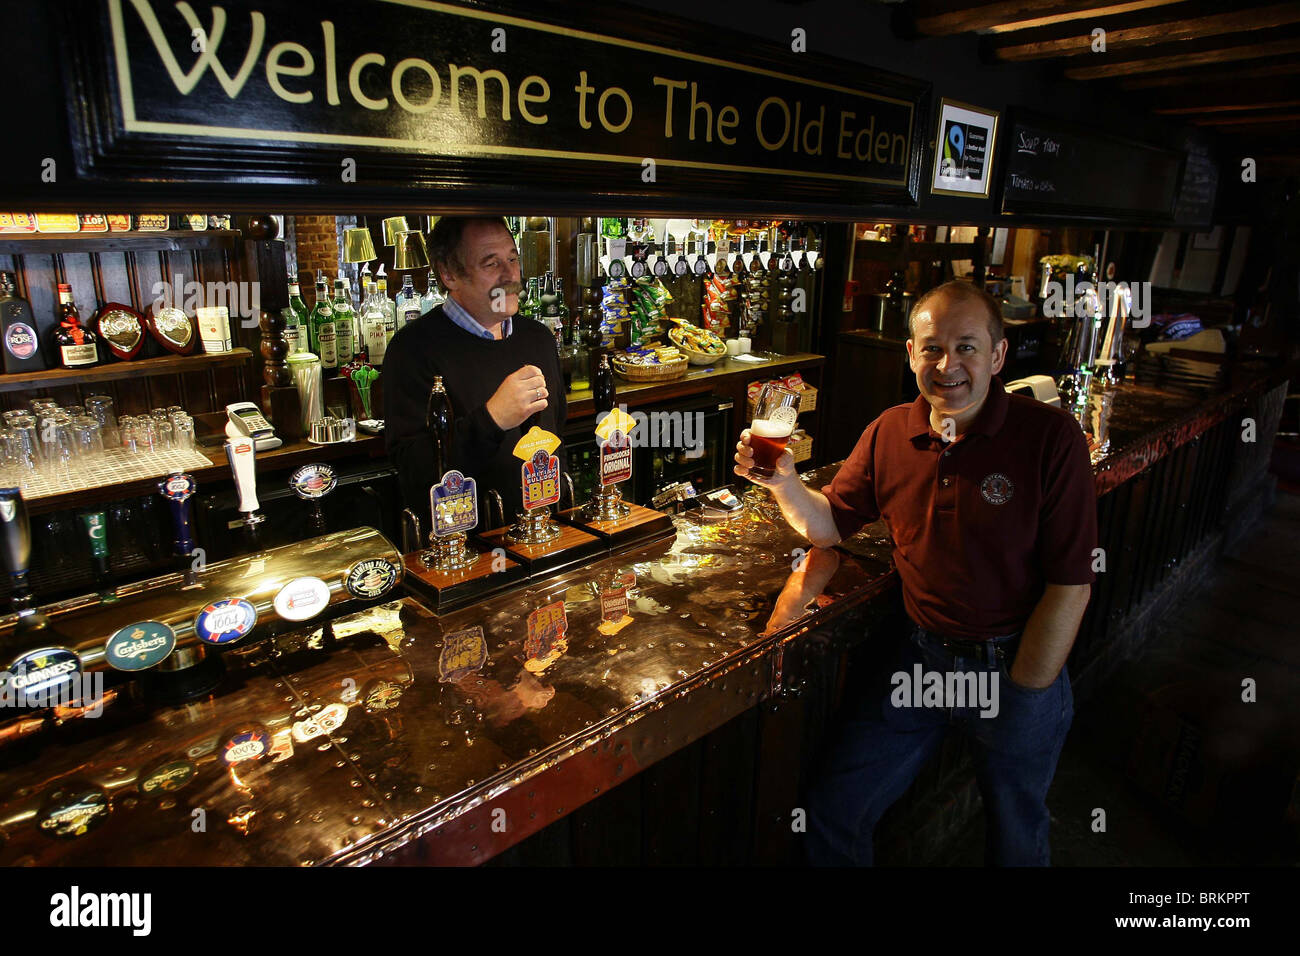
747, 383, 800, 478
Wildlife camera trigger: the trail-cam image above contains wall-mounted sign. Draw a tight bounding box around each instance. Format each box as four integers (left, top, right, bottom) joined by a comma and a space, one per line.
930, 98, 998, 199
62, 0, 930, 211
999, 109, 1183, 222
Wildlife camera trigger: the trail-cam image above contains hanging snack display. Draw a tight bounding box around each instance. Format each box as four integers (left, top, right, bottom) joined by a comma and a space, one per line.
702, 270, 737, 336
600, 274, 632, 344
628, 276, 671, 347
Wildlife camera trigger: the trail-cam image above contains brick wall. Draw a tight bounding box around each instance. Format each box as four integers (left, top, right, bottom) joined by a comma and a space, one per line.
293, 215, 341, 289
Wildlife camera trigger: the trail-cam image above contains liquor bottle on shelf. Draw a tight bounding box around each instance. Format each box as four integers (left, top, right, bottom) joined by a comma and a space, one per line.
284, 273, 308, 354
360, 280, 388, 365
555, 277, 570, 332
593, 353, 617, 416
376, 267, 396, 330
421, 269, 445, 316
519, 277, 540, 322
79, 510, 112, 598
52, 283, 99, 369
0, 271, 45, 372
309, 276, 337, 372
559, 319, 577, 393
332, 276, 355, 367
539, 272, 562, 349
395, 274, 421, 330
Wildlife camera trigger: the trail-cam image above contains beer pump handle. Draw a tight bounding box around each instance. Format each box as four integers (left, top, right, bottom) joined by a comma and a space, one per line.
401, 508, 422, 553
0, 487, 33, 606
161, 482, 196, 558
484, 488, 505, 530
224, 437, 260, 518
559, 472, 576, 512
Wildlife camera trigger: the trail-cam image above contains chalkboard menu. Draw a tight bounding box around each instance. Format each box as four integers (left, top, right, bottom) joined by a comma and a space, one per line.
999, 112, 1184, 222
1173, 132, 1219, 227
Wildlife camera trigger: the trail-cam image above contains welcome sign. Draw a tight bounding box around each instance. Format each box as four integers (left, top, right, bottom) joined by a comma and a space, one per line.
65, 0, 929, 207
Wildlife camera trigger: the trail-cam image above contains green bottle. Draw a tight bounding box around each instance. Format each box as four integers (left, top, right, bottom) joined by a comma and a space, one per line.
284, 273, 309, 354
309, 275, 337, 370
519, 277, 540, 321
332, 276, 354, 366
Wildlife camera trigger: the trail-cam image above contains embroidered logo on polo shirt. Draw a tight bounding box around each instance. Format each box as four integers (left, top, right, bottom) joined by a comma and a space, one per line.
980, 473, 1014, 505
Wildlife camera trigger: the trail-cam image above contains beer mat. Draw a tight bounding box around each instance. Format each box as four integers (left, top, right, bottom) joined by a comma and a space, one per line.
731, 353, 770, 363
12, 447, 214, 500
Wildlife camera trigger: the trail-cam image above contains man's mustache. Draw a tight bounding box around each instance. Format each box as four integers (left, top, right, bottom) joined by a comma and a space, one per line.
492, 281, 524, 296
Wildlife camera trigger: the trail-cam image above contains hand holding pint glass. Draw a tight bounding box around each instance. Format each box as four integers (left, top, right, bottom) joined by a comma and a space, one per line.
737, 383, 800, 481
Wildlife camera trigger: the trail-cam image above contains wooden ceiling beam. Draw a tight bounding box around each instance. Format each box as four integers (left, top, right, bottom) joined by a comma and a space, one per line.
1064, 36, 1300, 78
907, 0, 1182, 37
1191, 112, 1300, 128
989, 2, 1300, 60
1155, 98, 1300, 115
1120, 59, 1300, 87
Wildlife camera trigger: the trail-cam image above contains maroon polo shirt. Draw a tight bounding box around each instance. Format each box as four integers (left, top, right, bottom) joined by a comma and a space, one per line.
822, 378, 1097, 640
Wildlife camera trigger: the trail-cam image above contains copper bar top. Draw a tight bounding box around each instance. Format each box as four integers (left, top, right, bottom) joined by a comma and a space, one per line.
0, 467, 893, 866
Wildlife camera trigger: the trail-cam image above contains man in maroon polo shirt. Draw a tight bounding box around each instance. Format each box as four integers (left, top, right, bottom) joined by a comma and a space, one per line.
736, 280, 1096, 865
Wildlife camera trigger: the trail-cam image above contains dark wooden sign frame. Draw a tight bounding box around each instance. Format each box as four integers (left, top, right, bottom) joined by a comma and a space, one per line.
56, 0, 932, 218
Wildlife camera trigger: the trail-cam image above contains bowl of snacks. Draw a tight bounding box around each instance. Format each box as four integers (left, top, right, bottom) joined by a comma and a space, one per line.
611, 345, 689, 382
667, 320, 728, 365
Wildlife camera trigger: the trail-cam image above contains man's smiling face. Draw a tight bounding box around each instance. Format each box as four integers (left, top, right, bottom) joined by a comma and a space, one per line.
906, 290, 1008, 432
440, 220, 522, 327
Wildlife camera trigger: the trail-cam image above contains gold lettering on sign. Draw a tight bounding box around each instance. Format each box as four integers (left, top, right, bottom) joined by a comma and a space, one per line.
129, 0, 265, 97
518, 75, 550, 124
265, 41, 313, 104
654, 76, 687, 138
349, 53, 388, 111
391, 57, 440, 114
756, 96, 791, 151
449, 64, 511, 121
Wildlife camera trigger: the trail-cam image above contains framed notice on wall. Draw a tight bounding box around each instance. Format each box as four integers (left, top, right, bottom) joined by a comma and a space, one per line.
930, 99, 999, 199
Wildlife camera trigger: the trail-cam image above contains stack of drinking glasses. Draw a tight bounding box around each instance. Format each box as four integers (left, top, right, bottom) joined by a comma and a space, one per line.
0, 395, 199, 494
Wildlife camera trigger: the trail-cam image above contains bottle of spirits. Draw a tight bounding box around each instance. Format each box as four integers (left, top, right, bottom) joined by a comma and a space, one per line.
332, 276, 355, 366
361, 280, 388, 365
519, 277, 540, 322
395, 274, 421, 330
284, 273, 309, 354
421, 269, 445, 316
540, 272, 562, 349
376, 271, 396, 344
309, 276, 337, 371
592, 353, 617, 416
52, 284, 99, 368
559, 318, 577, 393
0, 271, 45, 372
556, 276, 571, 332
571, 324, 590, 392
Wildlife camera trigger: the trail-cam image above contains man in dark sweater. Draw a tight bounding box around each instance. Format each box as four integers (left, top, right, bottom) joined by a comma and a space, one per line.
384, 217, 565, 529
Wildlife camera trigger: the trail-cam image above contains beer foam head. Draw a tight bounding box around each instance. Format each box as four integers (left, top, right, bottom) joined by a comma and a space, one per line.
751, 418, 793, 439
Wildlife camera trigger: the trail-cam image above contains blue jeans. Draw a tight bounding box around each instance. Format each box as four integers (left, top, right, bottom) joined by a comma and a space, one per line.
806, 625, 1073, 866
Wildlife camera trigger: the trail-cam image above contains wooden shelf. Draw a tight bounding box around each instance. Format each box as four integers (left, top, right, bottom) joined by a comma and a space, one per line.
0, 229, 243, 255
0, 348, 252, 394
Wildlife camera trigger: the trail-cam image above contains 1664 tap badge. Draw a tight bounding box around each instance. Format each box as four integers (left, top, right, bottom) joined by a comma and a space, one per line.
290, 463, 337, 500
345, 559, 399, 599
274, 576, 331, 622
522, 449, 561, 510
599, 431, 633, 486
36, 784, 110, 840
159, 472, 196, 501
2, 648, 83, 708
220, 724, 272, 766
105, 621, 176, 671
438, 625, 489, 683
431, 469, 478, 537
194, 598, 258, 645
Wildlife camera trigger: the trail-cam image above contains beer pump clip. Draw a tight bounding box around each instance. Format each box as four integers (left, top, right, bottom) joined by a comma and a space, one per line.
507, 426, 563, 545
422, 470, 479, 571
584, 407, 635, 522
289, 463, 336, 536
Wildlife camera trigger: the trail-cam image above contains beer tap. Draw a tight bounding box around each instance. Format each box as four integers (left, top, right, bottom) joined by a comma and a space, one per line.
0, 487, 48, 640
159, 473, 200, 586
224, 436, 264, 552
420, 376, 479, 571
